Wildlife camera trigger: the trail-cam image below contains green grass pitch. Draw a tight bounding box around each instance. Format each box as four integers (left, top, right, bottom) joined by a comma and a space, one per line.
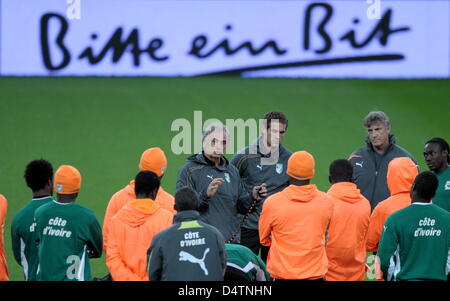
0, 77, 449, 280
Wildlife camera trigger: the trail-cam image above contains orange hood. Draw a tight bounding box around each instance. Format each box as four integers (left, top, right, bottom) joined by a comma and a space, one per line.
285, 184, 319, 203
327, 182, 364, 204
125, 180, 136, 197
116, 198, 160, 228
387, 157, 419, 196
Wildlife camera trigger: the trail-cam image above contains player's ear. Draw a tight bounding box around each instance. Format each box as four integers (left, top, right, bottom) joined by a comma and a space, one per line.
150, 191, 157, 200
47, 178, 52, 189
410, 183, 416, 199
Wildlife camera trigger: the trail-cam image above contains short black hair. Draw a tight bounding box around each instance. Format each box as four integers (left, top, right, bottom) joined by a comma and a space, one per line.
329, 159, 353, 183
134, 171, 160, 196
264, 111, 288, 130
412, 171, 439, 201
24, 159, 53, 192
175, 187, 199, 212
426, 137, 449, 163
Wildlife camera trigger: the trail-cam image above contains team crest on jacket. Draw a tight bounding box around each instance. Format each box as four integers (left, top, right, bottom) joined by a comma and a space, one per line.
224, 173, 231, 183
276, 164, 284, 174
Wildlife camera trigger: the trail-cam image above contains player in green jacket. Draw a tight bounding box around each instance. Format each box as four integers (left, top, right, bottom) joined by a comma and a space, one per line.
424, 137, 450, 212
224, 243, 271, 281
11, 159, 54, 281
35, 165, 102, 281
378, 171, 450, 281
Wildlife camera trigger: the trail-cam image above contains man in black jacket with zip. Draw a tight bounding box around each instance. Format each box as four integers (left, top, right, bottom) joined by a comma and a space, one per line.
349, 110, 416, 211
231, 111, 291, 262
177, 122, 267, 243
147, 187, 226, 281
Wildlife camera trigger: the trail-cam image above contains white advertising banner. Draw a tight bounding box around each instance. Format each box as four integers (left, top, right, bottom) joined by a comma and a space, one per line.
1, 0, 449, 78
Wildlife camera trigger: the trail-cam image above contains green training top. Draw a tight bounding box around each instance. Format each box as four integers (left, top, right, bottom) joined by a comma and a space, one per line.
11, 196, 54, 281
432, 167, 450, 212
225, 243, 271, 281
378, 203, 450, 281
34, 200, 103, 281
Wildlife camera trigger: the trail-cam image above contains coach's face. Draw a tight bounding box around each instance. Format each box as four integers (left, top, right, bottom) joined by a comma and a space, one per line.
203, 130, 228, 159
367, 122, 390, 149
265, 122, 287, 149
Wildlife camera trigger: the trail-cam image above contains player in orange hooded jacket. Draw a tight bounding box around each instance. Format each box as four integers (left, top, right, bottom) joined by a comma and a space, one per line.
103, 147, 175, 252
366, 157, 419, 253
0, 194, 8, 281
106, 171, 173, 281
325, 160, 371, 281
259, 151, 333, 280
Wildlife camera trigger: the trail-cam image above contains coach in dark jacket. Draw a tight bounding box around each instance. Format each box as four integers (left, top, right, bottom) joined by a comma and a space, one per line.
147, 187, 226, 281
231, 111, 292, 261
349, 111, 416, 210
177, 122, 267, 243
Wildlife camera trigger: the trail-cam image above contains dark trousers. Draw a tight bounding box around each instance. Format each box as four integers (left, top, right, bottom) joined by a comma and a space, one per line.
224, 266, 251, 281
240, 227, 270, 263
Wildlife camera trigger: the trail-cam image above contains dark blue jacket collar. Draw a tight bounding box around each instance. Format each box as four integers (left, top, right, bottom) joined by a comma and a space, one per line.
173, 210, 200, 224
365, 134, 396, 152
188, 152, 229, 172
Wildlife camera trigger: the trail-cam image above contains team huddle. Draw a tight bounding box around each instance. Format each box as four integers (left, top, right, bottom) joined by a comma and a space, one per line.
0, 110, 449, 281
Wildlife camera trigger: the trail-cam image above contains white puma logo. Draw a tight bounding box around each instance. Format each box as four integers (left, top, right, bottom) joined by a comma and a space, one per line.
356, 162, 364, 168
256, 165, 263, 171
445, 181, 450, 190
206, 175, 214, 181
179, 248, 210, 276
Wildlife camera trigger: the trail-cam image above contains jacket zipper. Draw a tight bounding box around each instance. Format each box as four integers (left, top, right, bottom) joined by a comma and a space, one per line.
370, 144, 393, 207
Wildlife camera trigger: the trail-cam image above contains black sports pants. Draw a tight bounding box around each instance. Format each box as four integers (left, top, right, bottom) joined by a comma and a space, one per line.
240, 227, 269, 263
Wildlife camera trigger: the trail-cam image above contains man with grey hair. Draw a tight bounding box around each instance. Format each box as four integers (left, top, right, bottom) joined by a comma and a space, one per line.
177, 122, 267, 243
349, 110, 416, 210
